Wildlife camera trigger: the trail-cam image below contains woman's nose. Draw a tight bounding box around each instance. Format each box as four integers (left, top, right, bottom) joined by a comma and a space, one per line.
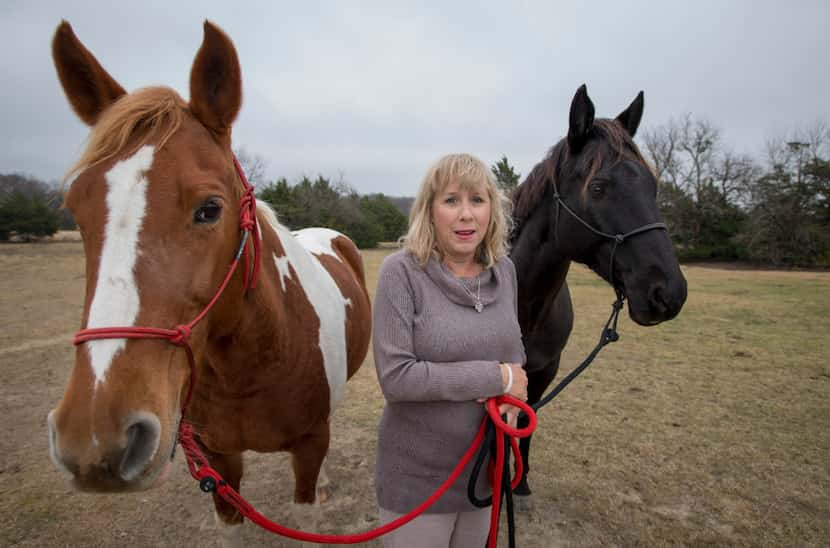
459, 200, 473, 219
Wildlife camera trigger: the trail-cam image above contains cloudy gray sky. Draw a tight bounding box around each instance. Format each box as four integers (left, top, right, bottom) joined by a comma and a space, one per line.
2, 1, 827, 195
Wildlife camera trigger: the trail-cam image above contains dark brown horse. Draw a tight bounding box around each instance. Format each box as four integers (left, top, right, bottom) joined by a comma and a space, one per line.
46, 21, 371, 546
509, 85, 687, 502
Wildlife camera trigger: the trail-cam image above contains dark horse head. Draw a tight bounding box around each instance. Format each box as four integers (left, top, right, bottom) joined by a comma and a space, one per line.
513, 85, 686, 325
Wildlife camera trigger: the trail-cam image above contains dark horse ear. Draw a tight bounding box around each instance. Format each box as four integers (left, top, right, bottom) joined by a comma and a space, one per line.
189, 21, 242, 140
616, 91, 645, 137
52, 21, 127, 126
568, 84, 595, 152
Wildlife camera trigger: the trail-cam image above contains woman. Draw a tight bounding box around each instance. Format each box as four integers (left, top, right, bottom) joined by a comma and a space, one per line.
373, 153, 528, 548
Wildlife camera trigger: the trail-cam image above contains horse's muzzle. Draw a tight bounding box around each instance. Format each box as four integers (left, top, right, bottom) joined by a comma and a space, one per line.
47, 409, 167, 492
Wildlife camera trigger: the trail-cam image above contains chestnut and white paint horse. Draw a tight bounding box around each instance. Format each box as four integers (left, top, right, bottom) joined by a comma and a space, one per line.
46, 21, 371, 545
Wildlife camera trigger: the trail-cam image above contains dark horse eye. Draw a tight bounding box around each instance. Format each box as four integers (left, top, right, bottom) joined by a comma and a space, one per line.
589, 181, 605, 197
194, 200, 223, 224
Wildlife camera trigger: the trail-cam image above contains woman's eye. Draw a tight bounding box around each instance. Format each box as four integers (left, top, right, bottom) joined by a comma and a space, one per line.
194, 201, 223, 224
445, 196, 458, 204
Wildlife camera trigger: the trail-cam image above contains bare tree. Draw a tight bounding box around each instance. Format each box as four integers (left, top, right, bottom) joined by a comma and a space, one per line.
640, 115, 755, 257
643, 120, 681, 184
234, 147, 268, 188
712, 149, 758, 207
642, 114, 757, 203
742, 123, 830, 265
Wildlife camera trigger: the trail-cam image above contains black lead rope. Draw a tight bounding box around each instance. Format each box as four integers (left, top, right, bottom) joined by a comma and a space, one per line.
469, 291, 626, 547
472, 178, 666, 546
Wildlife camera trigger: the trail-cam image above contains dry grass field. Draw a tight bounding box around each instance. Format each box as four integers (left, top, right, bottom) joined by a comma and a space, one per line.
1, 240, 828, 547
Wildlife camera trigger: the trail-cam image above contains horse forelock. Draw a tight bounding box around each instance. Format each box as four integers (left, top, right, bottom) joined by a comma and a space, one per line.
589, 119, 650, 175
513, 119, 653, 228
67, 87, 187, 183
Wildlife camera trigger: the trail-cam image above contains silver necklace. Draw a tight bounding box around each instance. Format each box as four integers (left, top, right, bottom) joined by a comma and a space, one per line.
458, 275, 483, 313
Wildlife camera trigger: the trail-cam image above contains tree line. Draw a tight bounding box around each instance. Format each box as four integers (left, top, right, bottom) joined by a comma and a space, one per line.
2, 123, 828, 267
256, 175, 408, 249
0, 174, 73, 241
642, 117, 829, 266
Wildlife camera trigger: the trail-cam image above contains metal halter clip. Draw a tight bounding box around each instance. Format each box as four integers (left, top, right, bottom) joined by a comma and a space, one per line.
199, 476, 217, 493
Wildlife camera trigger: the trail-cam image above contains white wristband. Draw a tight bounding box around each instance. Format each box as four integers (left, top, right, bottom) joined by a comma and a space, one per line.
503, 363, 513, 395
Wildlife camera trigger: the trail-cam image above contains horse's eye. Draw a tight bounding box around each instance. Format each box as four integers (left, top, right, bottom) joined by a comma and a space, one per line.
589, 181, 605, 198
194, 200, 223, 224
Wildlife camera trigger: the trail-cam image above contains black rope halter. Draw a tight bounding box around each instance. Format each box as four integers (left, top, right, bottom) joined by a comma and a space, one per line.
469, 177, 668, 548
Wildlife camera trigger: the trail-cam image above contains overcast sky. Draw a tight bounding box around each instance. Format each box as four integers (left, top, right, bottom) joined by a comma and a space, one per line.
2, 1, 828, 195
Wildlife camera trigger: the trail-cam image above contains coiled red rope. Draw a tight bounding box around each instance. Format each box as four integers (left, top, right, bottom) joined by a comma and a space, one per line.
178, 395, 536, 546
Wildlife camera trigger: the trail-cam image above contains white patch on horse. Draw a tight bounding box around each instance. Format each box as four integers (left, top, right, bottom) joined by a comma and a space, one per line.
274, 255, 292, 293
292, 227, 345, 260
259, 205, 351, 411
86, 146, 154, 384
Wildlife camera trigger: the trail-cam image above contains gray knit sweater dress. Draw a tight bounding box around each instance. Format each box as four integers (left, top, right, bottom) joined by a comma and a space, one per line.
372, 250, 526, 514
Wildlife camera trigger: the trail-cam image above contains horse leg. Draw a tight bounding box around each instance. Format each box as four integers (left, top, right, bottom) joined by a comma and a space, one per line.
289, 419, 330, 503
514, 360, 560, 506
200, 448, 244, 548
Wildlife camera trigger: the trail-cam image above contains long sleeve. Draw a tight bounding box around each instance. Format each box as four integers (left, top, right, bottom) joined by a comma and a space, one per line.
373, 251, 527, 514
372, 255, 504, 403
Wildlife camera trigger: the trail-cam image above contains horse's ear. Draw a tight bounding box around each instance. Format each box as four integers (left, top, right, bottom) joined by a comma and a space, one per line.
189, 21, 242, 139
52, 21, 126, 126
568, 84, 595, 152
616, 91, 644, 137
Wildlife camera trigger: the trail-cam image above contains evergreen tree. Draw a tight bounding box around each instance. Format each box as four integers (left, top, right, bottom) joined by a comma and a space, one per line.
0, 190, 60, 241
741, 144, 830, 266
491, 155, 521, 192
359, 194, 408, 242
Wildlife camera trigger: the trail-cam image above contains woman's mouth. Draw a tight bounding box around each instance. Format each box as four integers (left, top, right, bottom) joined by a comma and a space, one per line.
455, 229, 476, 241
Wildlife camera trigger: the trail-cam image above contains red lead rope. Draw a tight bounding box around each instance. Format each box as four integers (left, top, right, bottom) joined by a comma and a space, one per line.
178, 396, 536, 546
73, 155, 537, 546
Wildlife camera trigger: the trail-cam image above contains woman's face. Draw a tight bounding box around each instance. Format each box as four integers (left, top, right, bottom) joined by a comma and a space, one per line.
431, 180, 492, 265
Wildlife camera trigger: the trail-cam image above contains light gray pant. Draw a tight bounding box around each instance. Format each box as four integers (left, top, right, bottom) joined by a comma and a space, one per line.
378, 507, 490, 548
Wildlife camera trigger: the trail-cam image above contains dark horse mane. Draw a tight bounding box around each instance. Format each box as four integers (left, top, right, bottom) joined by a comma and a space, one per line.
511, 119, 650, 241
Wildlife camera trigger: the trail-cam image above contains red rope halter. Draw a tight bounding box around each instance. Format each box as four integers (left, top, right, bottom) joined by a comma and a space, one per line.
72, 154, 537, 546
73, 155, 259, 412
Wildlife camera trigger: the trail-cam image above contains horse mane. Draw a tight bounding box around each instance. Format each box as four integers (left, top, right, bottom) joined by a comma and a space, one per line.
255, 199, 288, 233
512, 119, 650, 227
66, 86, 188, 181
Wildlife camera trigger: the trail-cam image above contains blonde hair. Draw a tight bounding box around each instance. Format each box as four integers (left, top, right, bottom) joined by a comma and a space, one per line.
404, 153, 512, 268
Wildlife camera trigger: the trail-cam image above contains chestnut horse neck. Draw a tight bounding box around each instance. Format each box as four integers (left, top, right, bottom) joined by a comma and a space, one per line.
72, 155, 261, 413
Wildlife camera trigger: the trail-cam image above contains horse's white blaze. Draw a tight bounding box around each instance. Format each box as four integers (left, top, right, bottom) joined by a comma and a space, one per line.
258, 204, 351, 412
86, 145, 154, 384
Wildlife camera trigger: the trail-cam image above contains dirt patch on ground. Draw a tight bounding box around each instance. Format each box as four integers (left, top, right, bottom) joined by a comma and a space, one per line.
1, 244, 828, 547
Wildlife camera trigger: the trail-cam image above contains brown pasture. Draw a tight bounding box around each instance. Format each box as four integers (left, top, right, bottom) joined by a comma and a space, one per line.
1, 240, 828, 547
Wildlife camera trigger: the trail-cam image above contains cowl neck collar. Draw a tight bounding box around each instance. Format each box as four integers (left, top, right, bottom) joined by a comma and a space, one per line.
424, 256, 502, 310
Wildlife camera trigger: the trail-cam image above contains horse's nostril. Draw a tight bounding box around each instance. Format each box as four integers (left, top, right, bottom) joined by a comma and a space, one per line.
119, 413, 161, 482
48, 410, 75, 479
649, 285, 669, 314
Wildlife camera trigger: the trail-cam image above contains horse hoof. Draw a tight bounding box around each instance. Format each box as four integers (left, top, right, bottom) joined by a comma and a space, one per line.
513, 482, 531, 497
512, 494, 534, 512
317, 485, 332, 504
